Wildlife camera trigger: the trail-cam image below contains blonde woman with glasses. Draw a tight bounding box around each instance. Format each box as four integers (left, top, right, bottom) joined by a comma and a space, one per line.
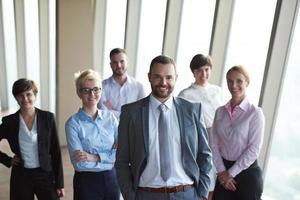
65, 69, 119, 200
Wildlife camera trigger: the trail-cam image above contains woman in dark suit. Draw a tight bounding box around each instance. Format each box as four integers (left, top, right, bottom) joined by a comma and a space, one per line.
0, 78, 64, 200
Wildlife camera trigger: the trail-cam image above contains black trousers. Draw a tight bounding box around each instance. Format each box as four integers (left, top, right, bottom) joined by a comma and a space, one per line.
10, 166, 59, 200
213, 159, 263, 200
73, 168, 120, 200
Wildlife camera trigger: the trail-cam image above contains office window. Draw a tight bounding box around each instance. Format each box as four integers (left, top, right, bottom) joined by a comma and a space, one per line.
263, 9, 300, 200
135, 0, 167, 92
223, 0, 277, 103
1, 0, 56, 111
24, 0, 40, 83
49, 0, 56, 112
175, 0, 216, 95
24, 0, 40, 107
2, 0, 18, 110
102, 0, 127, 79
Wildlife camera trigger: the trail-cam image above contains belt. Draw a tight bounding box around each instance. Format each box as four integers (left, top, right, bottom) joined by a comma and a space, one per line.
137, 184, 193, 193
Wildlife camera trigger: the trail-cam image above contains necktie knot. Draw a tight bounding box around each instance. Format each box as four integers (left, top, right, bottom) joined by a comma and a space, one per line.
159, 104, 167, 113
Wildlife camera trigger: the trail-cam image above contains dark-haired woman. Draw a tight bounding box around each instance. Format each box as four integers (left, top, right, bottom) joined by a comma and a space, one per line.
0, 78, 64, 200
178, 54, 223, 200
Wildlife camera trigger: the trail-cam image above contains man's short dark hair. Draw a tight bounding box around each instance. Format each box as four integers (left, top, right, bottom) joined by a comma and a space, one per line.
110, 48, 127, 59
149, 55, 176, 73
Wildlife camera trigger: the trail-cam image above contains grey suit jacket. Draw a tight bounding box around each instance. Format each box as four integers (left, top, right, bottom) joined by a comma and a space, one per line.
115, 96, 212, 200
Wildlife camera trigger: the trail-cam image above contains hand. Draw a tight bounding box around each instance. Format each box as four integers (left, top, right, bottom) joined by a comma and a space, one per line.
74, 150, 100, 162
11, 155, 21, 166
223, 177, 237, 191
104, 100, 113, 110
217, 170, 237, 192
112, 140, 118, 149
56, 188, 65, 197
217, 170, 231, 184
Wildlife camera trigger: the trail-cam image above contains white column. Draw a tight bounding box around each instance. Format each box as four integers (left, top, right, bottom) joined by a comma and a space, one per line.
93, 0, 106, 77
124, 0, 142, 76
162, 0, 183, 61
39, 0, 50, 110
258, 0, 299, 173
0, 0, 8, 111
209, 0, 235, 86
14, 0, 27, 78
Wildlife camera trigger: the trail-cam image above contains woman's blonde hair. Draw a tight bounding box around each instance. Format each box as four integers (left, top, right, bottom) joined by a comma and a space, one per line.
226, 65, 250, 84
74, 69, 101, 94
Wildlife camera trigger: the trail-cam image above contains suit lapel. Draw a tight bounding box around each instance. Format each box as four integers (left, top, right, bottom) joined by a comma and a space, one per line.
36, 108, 42, 147
10, 111, 21, 155
141, 97, 150, 156
174, 98, 187, 159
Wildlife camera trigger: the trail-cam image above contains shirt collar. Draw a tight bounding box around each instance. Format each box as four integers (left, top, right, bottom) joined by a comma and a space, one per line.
191, 82, 210, 89
149, 94, 173, 110
110, 75, 131, 85
78, 108, 103, 121
225, 97, 249, 112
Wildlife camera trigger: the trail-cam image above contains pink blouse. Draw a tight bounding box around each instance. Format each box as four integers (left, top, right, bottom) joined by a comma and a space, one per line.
210, 98, 265, 177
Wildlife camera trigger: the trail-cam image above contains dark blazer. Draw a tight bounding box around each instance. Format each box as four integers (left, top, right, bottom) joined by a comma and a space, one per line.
115, 96, 212, 200
0, 108, 64, 189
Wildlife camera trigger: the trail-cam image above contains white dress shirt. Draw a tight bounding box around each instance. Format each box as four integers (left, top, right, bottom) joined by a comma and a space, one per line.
178, 83, 223, 128
98, 75, 146, 118
18, 114, 40, 168
138, 95, 193, 187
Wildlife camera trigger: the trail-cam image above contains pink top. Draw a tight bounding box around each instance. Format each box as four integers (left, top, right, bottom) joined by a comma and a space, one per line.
210, 98, 265, 177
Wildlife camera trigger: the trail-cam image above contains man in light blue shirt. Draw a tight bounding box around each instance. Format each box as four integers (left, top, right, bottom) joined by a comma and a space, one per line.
98, 48, 146, 118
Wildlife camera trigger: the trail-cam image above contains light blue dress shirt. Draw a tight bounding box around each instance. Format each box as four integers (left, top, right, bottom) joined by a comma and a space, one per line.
139, 95, 193, 187
65, 108, 118, 172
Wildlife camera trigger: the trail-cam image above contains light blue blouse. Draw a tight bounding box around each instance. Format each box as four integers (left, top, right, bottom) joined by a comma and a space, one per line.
65, 108, 118, 172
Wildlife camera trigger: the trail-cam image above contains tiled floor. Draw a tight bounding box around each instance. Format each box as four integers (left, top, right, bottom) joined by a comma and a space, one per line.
0, 141, 74, 200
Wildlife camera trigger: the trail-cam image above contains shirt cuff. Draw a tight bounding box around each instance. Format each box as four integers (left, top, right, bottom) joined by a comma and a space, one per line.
228, 165, 241, 177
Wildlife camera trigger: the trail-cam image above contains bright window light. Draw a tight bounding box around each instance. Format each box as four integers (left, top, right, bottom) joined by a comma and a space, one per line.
103, 0, 127, 79
175, 0, 216, 95
263, 8, 300, 200
2, 0, 18, 110
135, 0, 167, 93
223, 0, 277, 104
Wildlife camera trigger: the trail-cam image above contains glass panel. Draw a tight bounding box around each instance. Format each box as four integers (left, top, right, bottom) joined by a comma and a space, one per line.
103, 0, 127, 79
263, 8, 300, 200
135, 0, 167, 93
24, 0, 40, 84
223, 0, 277, 103
49, 0, 56, 112
175, 0, 216, 95
24, 0, 40, 107
2, 0, 18, 110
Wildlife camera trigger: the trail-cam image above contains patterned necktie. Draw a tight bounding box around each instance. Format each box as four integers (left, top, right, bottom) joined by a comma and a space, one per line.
158, 104, 171, 181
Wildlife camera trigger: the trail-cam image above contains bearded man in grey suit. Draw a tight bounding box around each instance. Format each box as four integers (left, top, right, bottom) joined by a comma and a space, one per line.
115, 55, 212, 200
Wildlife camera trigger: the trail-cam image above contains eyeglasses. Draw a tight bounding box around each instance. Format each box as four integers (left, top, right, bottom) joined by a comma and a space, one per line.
79, 87, 101, 94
